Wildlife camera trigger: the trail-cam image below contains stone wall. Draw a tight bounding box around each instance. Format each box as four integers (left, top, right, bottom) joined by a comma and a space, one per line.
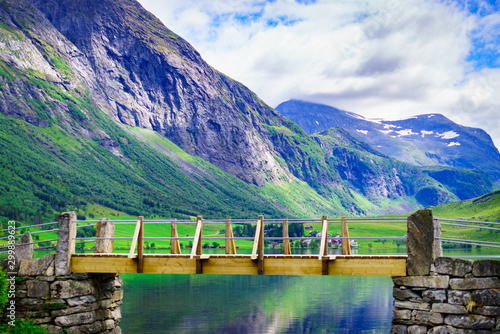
3, 254, 123, 334
391, 257, 500, 333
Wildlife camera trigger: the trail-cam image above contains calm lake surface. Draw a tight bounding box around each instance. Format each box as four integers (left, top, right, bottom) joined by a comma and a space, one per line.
119, 248, 500, 333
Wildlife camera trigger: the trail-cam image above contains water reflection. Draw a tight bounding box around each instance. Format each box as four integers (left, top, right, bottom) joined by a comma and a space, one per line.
120, 274, 393, 333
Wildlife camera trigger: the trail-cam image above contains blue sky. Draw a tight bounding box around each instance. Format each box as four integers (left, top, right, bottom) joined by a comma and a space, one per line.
138, 0, 500, 148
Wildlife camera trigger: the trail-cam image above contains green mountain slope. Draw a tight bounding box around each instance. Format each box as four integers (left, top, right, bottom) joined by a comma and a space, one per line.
433, 190, 500, 222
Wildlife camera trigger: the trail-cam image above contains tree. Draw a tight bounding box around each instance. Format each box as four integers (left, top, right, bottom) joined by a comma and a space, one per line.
212, 242, 219, 248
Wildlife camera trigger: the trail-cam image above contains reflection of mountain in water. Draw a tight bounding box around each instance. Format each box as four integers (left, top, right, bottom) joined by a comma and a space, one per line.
120, 274, 393, 333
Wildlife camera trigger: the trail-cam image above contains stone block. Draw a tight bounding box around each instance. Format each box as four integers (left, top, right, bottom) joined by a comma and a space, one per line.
413, 310, 443, 326
112, 307, 121, 320
472, 260, 500, 277
18, 254, 55, 276
109, 327, 122, 334
112, 289, 123, 302
406, 209, 434, 276
407, 325, 426, 334
67, 321, 102, 334
51, 304, 95, 317
67, 295, 97, 307
393, 308, 412, 321
475, 305, 500, 316
449, 277, 500, 290
434, 258, 472, 277
428, 326, 475, 334
27, 280, 49, 298
422, 290, 447, 303
444, 314, 495, 329
50, 279, 95, 299
15, 289, 27, 298
390, 325, 408, 334
18, 298, 44, 310
98, 299, 112, 309
471, 289, 500, 306
394, 287, 421, 301
394, 300, 431, 311
103, 319, 116, 330
448, 290, 471, 305
96, 309, 113, 320
15, 231, 33, 262
393, 276, 449, 289
54, 311, 96, 327
431, 303, 467, 314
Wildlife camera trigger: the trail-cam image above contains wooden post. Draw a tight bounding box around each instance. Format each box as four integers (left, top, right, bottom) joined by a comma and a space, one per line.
282, 218, 291, 255
251, 215, 264, 274
137, 216, 144, 273
128, 218, 141, 258
171, 219, 181, 254
225, 218, 236, 255
341, 217, 351, 255
191, 216, 204, 273
258, 215, 264, 275
319, 216, 329, 275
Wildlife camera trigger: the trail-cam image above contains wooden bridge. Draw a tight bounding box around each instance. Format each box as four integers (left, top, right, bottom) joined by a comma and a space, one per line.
64, 215, 408, 277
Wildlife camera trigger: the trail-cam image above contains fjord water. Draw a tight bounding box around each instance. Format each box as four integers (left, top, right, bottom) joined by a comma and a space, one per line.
120, 274, 393, 333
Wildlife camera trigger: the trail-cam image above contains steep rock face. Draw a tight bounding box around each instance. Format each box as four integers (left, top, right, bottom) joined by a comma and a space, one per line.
30, 0, 293, 186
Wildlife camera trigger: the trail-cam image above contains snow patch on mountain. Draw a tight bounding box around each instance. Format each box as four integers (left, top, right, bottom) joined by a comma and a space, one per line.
436, 131, 459, 139
356, 129, 368, 135
421, 130, 434, 138
448, 142, 461, 147
396, 129, 418, 136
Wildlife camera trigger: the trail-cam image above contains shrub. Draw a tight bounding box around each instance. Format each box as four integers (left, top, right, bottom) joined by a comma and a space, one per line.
0, 270, 8, 310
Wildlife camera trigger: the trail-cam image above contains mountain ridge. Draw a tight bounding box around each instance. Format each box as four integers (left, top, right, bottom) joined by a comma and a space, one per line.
276, 99, 500, 184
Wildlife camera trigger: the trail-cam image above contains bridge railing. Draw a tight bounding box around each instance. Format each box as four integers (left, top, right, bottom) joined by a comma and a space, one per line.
434, 217, 500, 254
69, 215, 408, 257
1, 215, 409, 258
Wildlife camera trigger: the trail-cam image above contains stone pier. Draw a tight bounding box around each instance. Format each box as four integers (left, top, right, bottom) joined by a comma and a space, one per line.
391, 209, 500, 333
2, 212, 122, 334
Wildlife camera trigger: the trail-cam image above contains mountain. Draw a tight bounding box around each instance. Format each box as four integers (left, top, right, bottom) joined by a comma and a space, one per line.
276, 100, 500, 185
0, 0, 494, 223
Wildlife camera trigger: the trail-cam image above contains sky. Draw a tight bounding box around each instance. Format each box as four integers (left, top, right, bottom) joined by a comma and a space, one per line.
137, 0, 500, 148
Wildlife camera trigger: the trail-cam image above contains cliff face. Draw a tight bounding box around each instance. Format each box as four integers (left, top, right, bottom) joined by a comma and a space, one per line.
0, 0, 494, 220
3, 0, 294, 186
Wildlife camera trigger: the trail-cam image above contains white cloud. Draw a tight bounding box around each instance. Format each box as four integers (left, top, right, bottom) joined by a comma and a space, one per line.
137, 0, 500, 148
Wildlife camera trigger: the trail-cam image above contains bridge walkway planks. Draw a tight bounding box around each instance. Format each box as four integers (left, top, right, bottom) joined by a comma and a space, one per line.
71, 253, 407, 276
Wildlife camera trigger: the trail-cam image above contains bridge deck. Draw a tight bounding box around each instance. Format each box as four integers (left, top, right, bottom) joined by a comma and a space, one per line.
71, 254, 407, 276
